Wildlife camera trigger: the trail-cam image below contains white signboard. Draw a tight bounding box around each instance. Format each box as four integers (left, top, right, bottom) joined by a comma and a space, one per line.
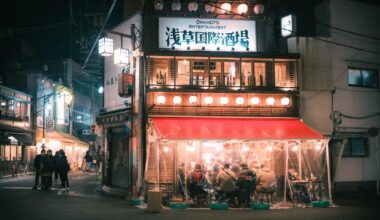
159, 17, 256, 52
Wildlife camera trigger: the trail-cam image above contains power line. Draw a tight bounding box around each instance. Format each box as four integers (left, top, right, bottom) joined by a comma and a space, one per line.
206, 2, 380, 55
82, 0, 119, 71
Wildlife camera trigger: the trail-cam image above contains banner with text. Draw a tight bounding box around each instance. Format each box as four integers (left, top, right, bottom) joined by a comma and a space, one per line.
159, 17, 256, 52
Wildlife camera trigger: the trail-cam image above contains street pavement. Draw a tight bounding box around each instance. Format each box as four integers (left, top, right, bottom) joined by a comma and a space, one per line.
1, 172, 380, 220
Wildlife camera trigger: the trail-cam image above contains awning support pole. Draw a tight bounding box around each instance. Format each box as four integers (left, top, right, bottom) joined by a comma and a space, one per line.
284, 142, 289, 204
298, 141, 302, 180
156, 141, 160, 189
325, 139, 333, 204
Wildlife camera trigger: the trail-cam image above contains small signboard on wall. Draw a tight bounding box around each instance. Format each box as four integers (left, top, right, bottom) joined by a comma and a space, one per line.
159, 17, 257, 52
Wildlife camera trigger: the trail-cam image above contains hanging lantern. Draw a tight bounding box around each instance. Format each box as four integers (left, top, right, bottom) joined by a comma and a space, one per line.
98, 37, 113, 56
237, 3, 248, 14
253, 4, 265, 15
171, 1, 181, 11
154, 0, 164, 11
114, 48, 129, 66
221, 3, 231, 13
205, 4, 215, 13
188, 2, 198, 12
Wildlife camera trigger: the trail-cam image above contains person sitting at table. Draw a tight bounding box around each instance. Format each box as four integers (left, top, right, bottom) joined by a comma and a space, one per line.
255, 164, 277, 203
216, 163, 237, 206
187, 164, 208, 206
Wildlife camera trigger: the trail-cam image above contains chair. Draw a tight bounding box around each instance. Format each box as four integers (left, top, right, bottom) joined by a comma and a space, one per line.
255, 182, 277, 204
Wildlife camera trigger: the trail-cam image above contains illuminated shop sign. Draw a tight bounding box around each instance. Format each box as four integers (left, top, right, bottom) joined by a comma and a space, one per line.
159, 17, 256, 52
281, 14, 296, 37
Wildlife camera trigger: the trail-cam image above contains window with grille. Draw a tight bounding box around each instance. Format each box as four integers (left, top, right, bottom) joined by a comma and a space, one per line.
342, 137, 369, 157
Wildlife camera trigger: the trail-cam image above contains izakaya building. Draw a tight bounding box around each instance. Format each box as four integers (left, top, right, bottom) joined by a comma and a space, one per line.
100, 1, 333, 203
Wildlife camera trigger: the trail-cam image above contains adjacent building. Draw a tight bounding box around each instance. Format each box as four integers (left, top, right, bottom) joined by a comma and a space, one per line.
288, 0, 380, 195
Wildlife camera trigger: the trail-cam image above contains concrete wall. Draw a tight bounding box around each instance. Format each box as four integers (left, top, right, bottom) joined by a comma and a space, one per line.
288, 0, 380, 189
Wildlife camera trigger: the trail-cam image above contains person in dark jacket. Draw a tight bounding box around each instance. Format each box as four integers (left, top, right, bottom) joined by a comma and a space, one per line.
58, 150, 70, 190
32, 149, 46, 190
40, 149, 54, 190
53, 151, 60, 182
236, 163, 256, 208
83, 151, 92, 172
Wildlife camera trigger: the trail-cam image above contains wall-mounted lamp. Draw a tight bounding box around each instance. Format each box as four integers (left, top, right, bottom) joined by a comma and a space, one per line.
220, 97, 229, 105
205, 96, 213, 105
205, 4, 215, 13
236, 97, 245, 105
98, 37, 113, 56
253, 4, 265, 15
157, 95, 166, 104
281, 97, 290, 106
171, 1, 181, 11
173, 96, 182, 104
221, 3, 231, 13
188, 2, 198, 12
250, 97, 260, 105
266, 97, 275, 105
189, 95, 197, 104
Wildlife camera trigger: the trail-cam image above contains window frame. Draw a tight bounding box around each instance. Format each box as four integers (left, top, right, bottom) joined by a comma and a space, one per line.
347, 67, 378, 88
342, 136, 369, 158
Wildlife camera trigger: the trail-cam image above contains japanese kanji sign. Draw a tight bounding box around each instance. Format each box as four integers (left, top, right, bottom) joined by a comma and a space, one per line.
159, 17, 256, 52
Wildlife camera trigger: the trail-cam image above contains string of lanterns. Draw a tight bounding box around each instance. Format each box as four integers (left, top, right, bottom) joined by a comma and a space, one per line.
153, 0, 265, 15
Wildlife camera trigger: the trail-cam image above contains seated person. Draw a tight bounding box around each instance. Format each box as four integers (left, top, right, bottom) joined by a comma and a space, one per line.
236, 163, 256, 208
216, 163, 237, 205
187, 164, 208, 199
256, 164, 277, 203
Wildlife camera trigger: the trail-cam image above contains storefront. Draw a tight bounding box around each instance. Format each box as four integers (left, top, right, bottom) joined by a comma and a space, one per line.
35, 128, 89, 171
97, 109, 133, 192
144, 117, 331, 204
141, 14, 332, 206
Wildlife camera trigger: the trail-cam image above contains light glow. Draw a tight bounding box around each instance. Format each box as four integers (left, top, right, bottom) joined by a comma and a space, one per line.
250, 97, 260, 105
205, 96, 213, 105
266, 97, 275, 105
157, 95, 166, 104
220, 97, 229, 105
237, 3, 248, 14
291, 145, 299, 152
281, 97, 290, 105
163, 146, 170, 153
173, 96, 182, 104
242, 146, 249, 152
221, 3, 231, 12
189, 95, 197, 104
236, 97, 245, 105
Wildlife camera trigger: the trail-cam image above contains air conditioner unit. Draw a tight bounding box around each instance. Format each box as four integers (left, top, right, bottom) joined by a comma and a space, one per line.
82, 130, 91, 135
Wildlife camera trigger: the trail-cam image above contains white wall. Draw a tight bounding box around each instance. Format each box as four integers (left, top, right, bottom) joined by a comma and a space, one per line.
104, 13, 142, 113
288, 0, 380, 183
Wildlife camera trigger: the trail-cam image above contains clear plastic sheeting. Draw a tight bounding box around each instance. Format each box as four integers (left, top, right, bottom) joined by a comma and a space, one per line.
144, 139, 331, 207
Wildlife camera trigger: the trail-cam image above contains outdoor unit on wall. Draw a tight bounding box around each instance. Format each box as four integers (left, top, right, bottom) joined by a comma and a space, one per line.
82, 130, 92, 135
118, 73, 134, 97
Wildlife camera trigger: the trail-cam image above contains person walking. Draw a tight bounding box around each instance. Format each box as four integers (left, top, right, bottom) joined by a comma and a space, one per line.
83, 151, 92, 172
53, 151, 60, 182
236, 163, 256, 208
32, 149, 45, 190
40, 149, 54, 191
58, 150, 70, 190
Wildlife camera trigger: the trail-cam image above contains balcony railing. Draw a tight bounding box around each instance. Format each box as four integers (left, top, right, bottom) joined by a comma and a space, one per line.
0, 111, 29, 122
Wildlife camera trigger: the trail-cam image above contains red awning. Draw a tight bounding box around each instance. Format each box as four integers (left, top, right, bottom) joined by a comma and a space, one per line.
151, 117, 323, 140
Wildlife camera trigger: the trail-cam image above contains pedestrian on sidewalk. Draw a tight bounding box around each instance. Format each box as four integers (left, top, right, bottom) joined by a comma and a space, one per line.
53, 151, 59, 182
83, 151, 92, 172
32, 149, 45, 190
40, 149, 54, 191
58, 150, 70, 190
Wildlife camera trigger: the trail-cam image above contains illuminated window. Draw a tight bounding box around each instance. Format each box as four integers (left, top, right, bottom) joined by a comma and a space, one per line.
192, 60, 208, 86
254, 63, 266, 86
210, 60, 222, 86
348, 68, 378, 88
153, 59, 170, 85
223, 61, 239, 86
176, 60, 190, 85
241, 62, 253, 86
275, 63, 288, 87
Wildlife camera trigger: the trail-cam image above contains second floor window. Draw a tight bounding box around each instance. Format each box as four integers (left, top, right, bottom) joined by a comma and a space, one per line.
348, 68, 378, 88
